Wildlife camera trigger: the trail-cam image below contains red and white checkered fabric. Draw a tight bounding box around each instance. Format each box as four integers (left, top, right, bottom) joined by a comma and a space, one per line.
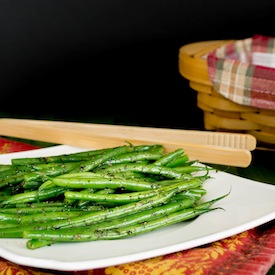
207, 34, 275, 110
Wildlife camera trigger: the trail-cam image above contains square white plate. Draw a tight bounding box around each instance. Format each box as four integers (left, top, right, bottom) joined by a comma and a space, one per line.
0, 145, 274, 271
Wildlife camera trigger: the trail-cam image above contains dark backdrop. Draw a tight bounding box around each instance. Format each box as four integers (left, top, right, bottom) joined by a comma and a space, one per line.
0, 0, 274, 129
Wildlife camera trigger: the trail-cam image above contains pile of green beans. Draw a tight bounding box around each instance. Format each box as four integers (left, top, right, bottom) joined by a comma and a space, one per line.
0, 143, 226, 250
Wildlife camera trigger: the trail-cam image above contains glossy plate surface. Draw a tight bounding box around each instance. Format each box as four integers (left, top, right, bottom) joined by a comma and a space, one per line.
0, 145, 274, 271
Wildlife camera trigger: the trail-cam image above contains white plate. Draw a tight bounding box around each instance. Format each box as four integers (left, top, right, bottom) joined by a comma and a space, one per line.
0, 145, 274, 271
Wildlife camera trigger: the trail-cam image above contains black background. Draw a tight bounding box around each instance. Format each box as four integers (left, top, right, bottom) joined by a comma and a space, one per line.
0, 0, 274, 129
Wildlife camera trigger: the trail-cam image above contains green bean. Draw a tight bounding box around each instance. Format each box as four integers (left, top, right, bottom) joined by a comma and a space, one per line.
12, 145, 138, 172
0, 212, 20, 223
173, 165, 210, 174
24, 196, 223, 245
151, 178, 186, 186
49, 172, 105, 179
75, 188, 116, 208
37, 171, 110, 191
22, 162, 81, 184
63, 177, 203, 204
0, 189, 176, 238
165, 155, 189, 167
100, 150, 163, 166
30, 162, 71, 171
70, 144, 161, 158
75, 143, 161, 157
0, 201, 104, 213
94, 208, 216, 240
11, 201, 65, 208
25, 197, 197, 249
79, 197, 196, 231
0, 186, 67, 207
0, 205, 62, 214
38, 172, 121, 190
21, 210, 91, 225
63, 187, 96, 206
10, 148, 110, 165
0, 143, 228, 250
0, 165, 34, 179
25, 239, 56, 249
153, 148, 184, 166
27, 207, 212, 244
97, 163, 194, 179
0, 205, 78, 215
187, 188, 207, 197
51, 176, 161, 192
95, 170, 159, 182
0, 171, 32, 189
132, 144, 163, 152
69, 145, 136, 173
172, 188, 207, 201
0, 210, 88, 229
0, 164, 12, 171
22, 180, 44, 190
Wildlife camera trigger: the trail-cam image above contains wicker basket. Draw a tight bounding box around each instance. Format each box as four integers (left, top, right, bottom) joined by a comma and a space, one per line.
178, 40, 275, 148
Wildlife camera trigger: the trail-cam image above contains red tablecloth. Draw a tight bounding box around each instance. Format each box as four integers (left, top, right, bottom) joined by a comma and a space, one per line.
0, 137, 274, 275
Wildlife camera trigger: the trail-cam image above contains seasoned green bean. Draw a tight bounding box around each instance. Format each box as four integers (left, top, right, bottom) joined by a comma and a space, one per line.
25, 197, 197, 249
0, 189, 176, 238
100, 150, 162, 166
165, 155, 189, 167
70, 145, 136, 173
0, 165, 34, 179
0, 171, 33, 189
24, 196, 224, 246
22, 162, 81, 184
153, 148, 184, 166
96, 162, 195, 179
0, 143, 227, 250
0, 204, 78, 215
173, 165, 211, 174
63, 177, 203, 204
0, 164, 12, 171
51, 176, 161, 192
0, 186, 67, 207
11, 147, 110, 165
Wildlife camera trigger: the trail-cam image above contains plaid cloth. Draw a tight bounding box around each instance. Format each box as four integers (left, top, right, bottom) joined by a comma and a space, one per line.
207, 34, 275, 110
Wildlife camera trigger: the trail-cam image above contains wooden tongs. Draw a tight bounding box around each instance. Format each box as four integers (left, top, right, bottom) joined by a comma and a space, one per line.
0, 118, 257, 167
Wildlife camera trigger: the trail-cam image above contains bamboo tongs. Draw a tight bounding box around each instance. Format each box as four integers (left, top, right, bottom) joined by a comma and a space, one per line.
0, 118, 257, 167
